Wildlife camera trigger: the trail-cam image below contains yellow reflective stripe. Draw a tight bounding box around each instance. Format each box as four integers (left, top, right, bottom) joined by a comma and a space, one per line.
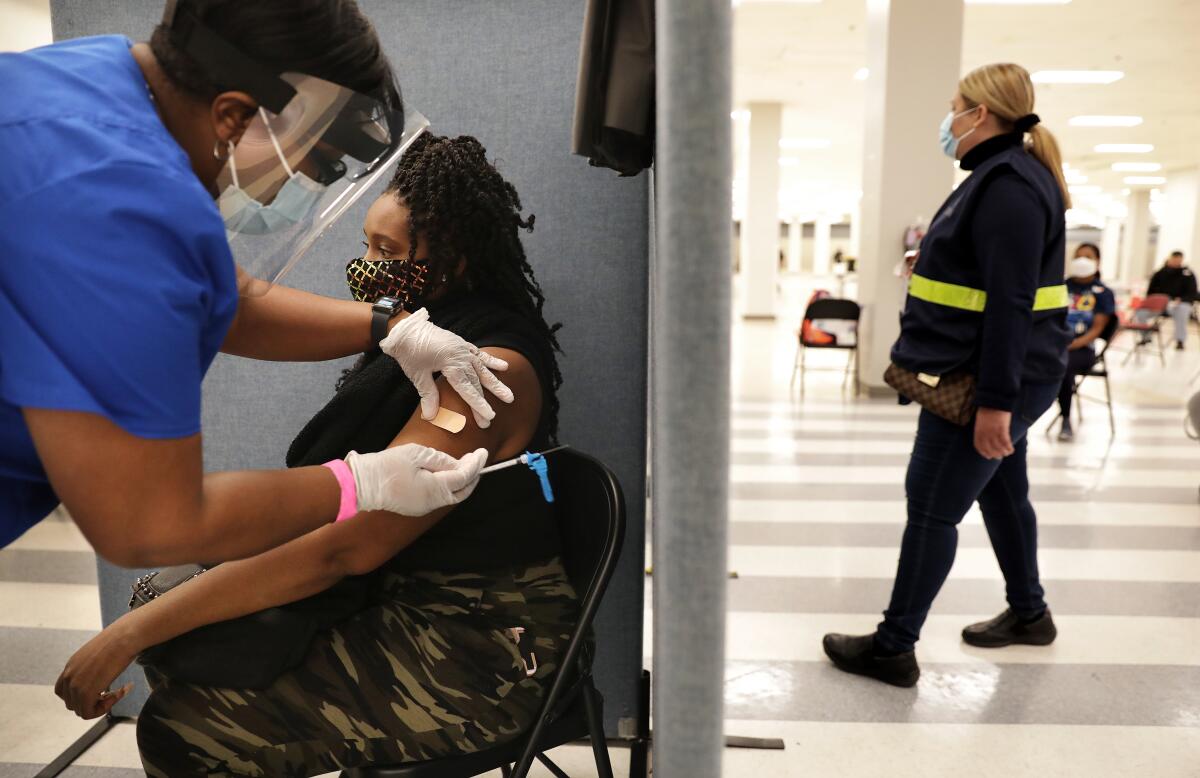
1033, 284, 1068, 311
909, 274, 986, 312
909, 274, 1069, 313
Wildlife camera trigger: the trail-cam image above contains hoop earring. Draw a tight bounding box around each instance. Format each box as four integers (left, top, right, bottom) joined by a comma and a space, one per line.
213, 140, 230, 161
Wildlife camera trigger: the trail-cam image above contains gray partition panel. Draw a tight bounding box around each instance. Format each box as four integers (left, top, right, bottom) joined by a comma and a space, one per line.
52, 0, 648, 736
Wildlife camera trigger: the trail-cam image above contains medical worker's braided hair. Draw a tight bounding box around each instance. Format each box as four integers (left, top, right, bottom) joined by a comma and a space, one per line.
388, 133, 563, 434
149, 0, 402, 112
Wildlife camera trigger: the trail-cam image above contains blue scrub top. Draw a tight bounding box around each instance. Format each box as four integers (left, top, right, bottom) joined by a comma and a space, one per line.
0, 36, 239, 547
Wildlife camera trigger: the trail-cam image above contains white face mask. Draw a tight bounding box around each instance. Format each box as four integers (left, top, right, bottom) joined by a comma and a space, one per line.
217, 108, 326, 235
938, 105, 981, 159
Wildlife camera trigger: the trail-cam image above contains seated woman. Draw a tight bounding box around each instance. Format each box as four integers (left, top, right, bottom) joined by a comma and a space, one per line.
55, 134, 574, 776
1057, 243, 1115, 442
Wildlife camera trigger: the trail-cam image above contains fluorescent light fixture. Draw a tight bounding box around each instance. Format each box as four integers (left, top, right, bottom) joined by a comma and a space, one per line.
1124, 176, 1166, 185
1095, 143, 1154, 153
1112, 162, 1162, 172
1032, 70, 1123, 84
854, 67, 869, 81
1069, 115, 1143, 127
779, 138, 832, 150
1068, 185, 1101, 195
779, 157, 801, 167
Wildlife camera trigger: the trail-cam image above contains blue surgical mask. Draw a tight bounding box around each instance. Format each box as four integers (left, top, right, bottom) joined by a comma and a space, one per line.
938, 106, 980, 159
217, 108, 327, 235
218, 172, 324, 235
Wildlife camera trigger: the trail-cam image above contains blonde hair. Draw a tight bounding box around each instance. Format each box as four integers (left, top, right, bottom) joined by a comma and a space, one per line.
958, 63, 1072, 210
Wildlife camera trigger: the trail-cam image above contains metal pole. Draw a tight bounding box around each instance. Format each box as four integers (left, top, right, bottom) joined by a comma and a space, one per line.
652, 0, 732, 775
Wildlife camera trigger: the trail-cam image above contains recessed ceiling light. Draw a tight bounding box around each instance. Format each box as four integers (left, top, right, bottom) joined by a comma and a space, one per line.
1112, 162, 1162, 172
1032, 70, 1124, 84
854, 67, 869, 81
1124, 176, 1166, 185
1095, 144, 1154, 153
1069, 115, 1143, 127
779, 138, 832, 150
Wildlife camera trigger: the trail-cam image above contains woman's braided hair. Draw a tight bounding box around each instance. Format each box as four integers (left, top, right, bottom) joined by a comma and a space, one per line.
388, 133, 563, 434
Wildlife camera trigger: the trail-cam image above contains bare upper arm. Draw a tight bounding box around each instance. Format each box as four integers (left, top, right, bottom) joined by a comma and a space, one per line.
326, 347, 544, 574
22, 408, 202, 566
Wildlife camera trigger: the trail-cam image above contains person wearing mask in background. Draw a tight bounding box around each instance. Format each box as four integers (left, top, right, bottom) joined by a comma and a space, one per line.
0, 1, 512, 569
822, 63, 1072, 687
1057, 244, 1115, 442
1138, 251, 1197, 349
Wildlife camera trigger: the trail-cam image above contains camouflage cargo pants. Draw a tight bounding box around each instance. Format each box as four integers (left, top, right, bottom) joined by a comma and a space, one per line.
136, 559, 578, 777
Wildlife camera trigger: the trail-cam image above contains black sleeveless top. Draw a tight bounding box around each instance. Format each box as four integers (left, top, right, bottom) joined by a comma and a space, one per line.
285, 296, 562, 574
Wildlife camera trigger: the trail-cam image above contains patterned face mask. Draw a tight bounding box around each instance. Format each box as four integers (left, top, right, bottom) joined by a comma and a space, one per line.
345, 256, 431, 308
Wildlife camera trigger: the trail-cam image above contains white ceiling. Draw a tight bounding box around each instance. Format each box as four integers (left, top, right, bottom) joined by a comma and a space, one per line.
733, 0, 1200, 223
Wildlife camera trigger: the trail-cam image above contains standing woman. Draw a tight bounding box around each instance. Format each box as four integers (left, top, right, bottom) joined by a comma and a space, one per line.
824, 63, 1072, 686
0, 2, 513, 569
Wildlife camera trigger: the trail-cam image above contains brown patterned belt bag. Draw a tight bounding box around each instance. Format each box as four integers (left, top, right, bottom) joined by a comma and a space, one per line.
883, 363, 976, 426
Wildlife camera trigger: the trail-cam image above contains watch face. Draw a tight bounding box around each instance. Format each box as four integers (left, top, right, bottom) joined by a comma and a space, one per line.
374, 296, 401, 310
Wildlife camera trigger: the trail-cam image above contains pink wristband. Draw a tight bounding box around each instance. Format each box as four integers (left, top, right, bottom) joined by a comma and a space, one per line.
321, 459, 359, 522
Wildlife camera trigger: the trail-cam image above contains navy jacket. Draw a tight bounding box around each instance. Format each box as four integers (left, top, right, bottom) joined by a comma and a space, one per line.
891, 134, 1071, 412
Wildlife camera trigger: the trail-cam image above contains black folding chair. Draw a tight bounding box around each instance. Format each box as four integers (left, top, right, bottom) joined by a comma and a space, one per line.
342, 448, 626, 778
790, 297, 861, 398
1050, 315, 1120, 435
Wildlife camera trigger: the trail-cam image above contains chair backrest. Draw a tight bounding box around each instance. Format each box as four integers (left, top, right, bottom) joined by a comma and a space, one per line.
803, 297, 860, 322
1095, 314, 1121, 358
511, 448, 625, 774
1138, 293, 1171, 314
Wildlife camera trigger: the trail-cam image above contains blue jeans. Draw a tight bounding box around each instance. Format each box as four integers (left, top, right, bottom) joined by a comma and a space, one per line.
876, 381, 1059, 653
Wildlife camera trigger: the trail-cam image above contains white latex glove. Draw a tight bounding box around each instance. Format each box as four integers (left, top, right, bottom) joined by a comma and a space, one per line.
381, 308, 514, 428
346, 445, 488, 517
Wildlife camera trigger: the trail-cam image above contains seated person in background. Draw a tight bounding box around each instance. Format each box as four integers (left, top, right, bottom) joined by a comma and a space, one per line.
1137, 250, 1197, 349
55, 134, 576, 777
1057, 244, 1114, 442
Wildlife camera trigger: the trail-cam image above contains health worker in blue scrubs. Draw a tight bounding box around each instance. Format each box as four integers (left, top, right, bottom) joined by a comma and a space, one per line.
0, 1, 513, 566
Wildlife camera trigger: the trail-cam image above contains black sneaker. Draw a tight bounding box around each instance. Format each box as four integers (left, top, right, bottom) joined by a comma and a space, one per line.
822, 633, 920, 688
962, 608, 1057, 648
1057, 421, 1073, 442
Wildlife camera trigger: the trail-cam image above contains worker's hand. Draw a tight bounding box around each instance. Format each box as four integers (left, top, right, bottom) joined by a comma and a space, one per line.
56, 625, 137, 719
347, 445, 488, 517
974, 408, 1014, 460
381, 309, 513, 428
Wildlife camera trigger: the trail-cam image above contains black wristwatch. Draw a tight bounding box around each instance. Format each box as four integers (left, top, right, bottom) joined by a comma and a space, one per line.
371, 296, 402, 349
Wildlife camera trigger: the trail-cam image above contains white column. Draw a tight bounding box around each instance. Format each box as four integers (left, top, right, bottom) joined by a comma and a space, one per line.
857, 0, 964, 392
1100, 217, 1122, 281
1120, 188, 1153, 286
849, 198, 863, 260
786, 218, 802, 273
1159, 167, 1200, 266
813, 214, 832, 275
741, 102, 783, 318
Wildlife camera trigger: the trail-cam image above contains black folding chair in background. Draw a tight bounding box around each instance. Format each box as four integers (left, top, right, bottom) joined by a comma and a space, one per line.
790, 297, 861, 398
1049, 315, 1121, 436
344, 447, 628, 778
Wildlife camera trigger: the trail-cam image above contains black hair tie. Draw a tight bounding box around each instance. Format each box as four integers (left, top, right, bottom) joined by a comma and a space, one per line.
1015, 113, 1041, 133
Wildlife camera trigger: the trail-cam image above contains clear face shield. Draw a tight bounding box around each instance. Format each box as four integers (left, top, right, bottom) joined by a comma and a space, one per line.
160, 0, 428, 295
217, 83, 429, 294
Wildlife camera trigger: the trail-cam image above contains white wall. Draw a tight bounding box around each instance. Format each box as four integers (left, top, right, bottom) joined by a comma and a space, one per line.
1158, 168, 1200, 265
0, 0, 52, 52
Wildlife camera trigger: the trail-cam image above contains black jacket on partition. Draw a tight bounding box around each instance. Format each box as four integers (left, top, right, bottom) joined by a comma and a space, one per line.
891, 133, 1072, 412
1147, 265, 1198, 303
